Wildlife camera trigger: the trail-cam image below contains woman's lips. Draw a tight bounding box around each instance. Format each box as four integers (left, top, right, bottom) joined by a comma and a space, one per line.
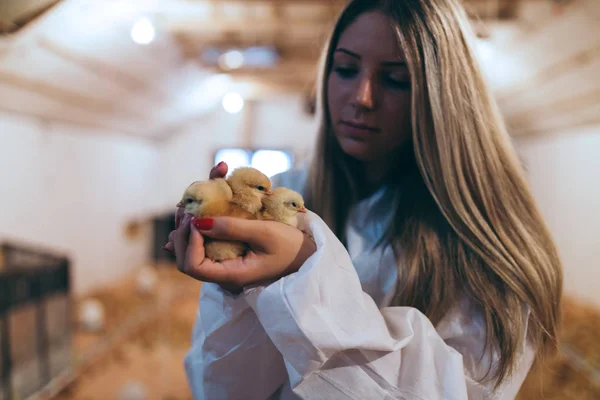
339, 120, 380, 140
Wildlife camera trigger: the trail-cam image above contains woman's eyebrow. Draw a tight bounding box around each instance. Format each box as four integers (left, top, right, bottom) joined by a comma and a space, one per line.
335, 48, 360, 59
334, 48, 407, 67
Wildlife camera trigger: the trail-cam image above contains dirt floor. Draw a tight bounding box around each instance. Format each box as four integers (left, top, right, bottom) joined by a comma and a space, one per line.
517, 297, 600, 400
47, 265, 600, 400
52, 266, 200, 400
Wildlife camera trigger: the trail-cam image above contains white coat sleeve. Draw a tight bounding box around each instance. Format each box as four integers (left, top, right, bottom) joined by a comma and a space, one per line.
183, 282, 288, 400
243, 211, 535, 400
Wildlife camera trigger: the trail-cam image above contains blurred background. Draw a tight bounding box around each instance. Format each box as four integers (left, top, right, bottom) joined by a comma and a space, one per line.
0, 0, 598, 399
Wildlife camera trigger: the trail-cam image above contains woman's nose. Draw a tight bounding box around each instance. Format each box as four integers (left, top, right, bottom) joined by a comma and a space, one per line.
353, 75, 375, 110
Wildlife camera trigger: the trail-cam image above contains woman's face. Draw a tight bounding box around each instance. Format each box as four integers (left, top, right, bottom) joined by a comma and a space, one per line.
327, 11, 412, 163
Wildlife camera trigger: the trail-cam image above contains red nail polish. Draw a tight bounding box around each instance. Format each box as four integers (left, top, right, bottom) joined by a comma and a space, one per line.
217, 161, 224, 167
193, 218, 214, 230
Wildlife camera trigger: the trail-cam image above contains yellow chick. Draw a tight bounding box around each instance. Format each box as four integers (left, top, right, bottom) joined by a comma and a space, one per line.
226, 167, 273, 216
260, 187, 307, 228
179, 179, 255, 262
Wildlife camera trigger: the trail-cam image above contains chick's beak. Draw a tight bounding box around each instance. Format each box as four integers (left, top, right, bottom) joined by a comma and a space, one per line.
176, 201, 183, 208
299, 207, 307, 213
266, 189, 273, 195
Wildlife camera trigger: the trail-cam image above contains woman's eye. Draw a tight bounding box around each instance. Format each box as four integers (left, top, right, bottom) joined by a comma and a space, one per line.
383, 74, 411, 90
333, 66, 358, 79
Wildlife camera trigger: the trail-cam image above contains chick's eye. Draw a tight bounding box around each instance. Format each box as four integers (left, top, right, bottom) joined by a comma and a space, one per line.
257, 186, 265, 191
291, 202, 297, 207
186, 199, 194, 204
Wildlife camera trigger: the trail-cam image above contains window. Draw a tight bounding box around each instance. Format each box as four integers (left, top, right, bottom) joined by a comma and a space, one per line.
214, 148, 294, 178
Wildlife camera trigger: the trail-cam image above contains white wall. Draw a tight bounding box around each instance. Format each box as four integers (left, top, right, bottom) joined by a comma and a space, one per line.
160, 95, 317, 208
515, 125, 600, 307
0, 95, 315, 295
0, 111, 162, 295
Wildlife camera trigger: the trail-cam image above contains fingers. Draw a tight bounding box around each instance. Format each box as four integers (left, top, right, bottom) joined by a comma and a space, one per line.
209, 161, 228, 180
162, 229, 178, 253
173, 214, 193, 271
194, 217, 274, 251
184, 225, 207, 273
163, 241, 174, 253
184, 257, 238, 284
175, 206, 185, 229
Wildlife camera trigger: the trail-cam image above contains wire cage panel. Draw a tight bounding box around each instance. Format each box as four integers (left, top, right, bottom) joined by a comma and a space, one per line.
0, 242, 71, 400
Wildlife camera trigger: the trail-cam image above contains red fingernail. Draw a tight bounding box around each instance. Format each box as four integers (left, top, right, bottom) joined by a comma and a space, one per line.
193, 218, 214, 230
217, 161, 224, 167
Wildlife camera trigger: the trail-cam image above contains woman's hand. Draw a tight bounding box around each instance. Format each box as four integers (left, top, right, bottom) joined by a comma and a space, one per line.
162, 162, 228, 253
177, 216, 316, 288
164, 161, 316, 290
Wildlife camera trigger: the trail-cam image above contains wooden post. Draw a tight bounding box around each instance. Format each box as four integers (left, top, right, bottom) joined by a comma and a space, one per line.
240, 98, 257, 150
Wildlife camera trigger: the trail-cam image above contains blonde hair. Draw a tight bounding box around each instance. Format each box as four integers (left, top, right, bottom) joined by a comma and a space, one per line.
305, 0, 563, 388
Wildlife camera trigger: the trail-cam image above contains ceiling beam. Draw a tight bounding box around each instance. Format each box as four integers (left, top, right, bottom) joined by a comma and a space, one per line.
511, 115, 600, 138
1, 0, 71, 52
0, 38, 11, 61
506, 88, 600, 126
37, 36, 168, 104
497, 44, 600, 101
197, 0, 347, 5
171, 0, 519, 10
0, 69, 148, 119
462, 0, 520, 20
0, 106, 149, 140
151, 111, 215, 142
0, 0, 61, 35
150, 79, 304, 140
491, 0, 581, 55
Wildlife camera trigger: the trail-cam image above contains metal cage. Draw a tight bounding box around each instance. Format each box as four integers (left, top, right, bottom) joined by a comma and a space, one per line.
0, 242, 72, 400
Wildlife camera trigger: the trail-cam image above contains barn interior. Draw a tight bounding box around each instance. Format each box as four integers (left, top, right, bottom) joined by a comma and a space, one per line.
0, 0, 599, 399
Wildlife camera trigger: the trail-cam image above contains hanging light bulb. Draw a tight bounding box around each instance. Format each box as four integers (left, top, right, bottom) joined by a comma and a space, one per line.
219, 50, 245, 70
131, 17, 155, 45
222, 92, 244, 114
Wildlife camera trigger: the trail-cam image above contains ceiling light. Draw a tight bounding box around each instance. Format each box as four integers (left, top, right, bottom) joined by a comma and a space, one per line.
219, 50, 244, 70
131, 17, 155, 45
222, 92, 244, 114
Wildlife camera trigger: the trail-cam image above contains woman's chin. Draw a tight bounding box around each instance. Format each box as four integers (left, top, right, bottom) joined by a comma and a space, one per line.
339, 139, 379, 162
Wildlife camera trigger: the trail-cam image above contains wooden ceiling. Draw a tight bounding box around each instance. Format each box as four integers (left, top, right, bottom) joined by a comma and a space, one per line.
170, 0, 343, 96
169, 0, 522, 95
0, 0, 598, 140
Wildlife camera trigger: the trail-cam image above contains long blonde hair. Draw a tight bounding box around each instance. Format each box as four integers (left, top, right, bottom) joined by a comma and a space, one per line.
305, 0, 563, 388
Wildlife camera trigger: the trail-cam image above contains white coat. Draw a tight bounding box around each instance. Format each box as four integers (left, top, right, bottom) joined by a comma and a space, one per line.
184, 167, 535, 399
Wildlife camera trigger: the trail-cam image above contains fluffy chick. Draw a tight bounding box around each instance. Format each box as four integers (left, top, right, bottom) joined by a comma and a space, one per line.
260, 187, 307, 228
178, 179, 255, 262
226, 167, 273, 216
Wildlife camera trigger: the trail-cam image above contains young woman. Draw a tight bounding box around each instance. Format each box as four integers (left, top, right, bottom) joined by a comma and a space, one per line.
167, 0, 563, 398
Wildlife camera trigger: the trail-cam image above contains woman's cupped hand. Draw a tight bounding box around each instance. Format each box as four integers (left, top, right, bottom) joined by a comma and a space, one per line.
163, 162, 316, 292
